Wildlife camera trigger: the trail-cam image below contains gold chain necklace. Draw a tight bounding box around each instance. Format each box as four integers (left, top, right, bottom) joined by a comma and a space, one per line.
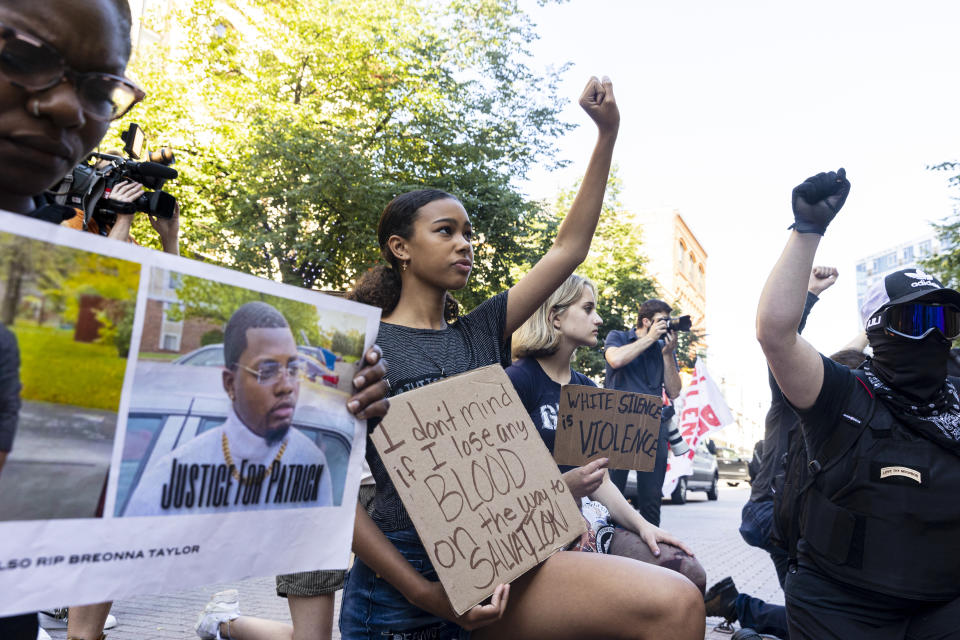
222, 432, 288, 485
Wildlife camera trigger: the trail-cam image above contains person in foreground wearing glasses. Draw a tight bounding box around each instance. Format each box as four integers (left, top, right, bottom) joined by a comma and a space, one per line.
0, 3, 140, 638
125, 301, 333, 516
757, 168, 960, 639
0, 0, 144, 221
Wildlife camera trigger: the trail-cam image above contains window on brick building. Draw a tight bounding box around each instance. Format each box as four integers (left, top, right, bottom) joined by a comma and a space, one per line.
162, 333, 179, 351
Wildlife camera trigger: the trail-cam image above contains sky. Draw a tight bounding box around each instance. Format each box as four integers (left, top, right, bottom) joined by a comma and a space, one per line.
518, 0, 960, 426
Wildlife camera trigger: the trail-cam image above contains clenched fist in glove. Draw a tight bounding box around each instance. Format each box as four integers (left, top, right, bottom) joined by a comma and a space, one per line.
790, 168, 850, 235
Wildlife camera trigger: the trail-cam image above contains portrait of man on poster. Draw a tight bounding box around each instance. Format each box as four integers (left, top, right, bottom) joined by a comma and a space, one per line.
125, 301, 333, 516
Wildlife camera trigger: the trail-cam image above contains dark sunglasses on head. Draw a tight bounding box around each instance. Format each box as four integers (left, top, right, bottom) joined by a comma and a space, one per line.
0, 23, 144, 121
876, 303, 960, 341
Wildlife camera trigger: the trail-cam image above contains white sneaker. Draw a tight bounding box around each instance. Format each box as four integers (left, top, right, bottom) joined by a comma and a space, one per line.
37, 610, 68, 629
37, 610, 117, 630
195, 589, 240, 639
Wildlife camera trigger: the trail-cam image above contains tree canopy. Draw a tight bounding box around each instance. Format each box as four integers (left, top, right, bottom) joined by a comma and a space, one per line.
165, 274, 323, 347
110, 0, 570, 311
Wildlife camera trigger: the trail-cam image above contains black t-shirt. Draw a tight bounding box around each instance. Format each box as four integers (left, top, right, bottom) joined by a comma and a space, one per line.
505, 357, 596, 472
367, 291, 511, 532
792, 354, 858, 458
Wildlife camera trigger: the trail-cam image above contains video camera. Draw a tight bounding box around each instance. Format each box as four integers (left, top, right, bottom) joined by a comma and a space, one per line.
48, 123, 178, 234
666, 315, 692, 332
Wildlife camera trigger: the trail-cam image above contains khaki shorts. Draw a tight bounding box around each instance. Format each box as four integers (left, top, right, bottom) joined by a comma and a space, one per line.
275, 483, 376, 597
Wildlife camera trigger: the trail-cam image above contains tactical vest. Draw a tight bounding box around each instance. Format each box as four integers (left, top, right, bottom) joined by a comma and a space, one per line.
797, 371, 960, 601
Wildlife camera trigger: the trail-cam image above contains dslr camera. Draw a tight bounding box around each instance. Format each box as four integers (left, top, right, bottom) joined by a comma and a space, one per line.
665, 315, 692, 332
48, 123, 178, 234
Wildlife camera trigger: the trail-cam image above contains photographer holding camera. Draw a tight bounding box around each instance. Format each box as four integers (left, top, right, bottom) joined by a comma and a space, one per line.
103, 177, 180, 255
52, 132, 181, 253
604, 299, 683, 526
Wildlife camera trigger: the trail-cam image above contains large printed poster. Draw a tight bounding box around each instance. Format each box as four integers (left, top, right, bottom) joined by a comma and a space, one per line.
0, 212, 378, 615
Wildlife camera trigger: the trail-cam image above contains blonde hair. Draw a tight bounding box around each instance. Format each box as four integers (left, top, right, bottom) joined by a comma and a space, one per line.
512, 274, 597, 359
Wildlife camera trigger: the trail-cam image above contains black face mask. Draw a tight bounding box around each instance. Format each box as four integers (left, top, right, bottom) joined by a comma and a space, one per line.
868, 327, 951, 401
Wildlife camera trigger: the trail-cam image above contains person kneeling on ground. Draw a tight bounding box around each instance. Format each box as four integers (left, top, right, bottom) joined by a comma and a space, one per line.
507, 273, 706, 593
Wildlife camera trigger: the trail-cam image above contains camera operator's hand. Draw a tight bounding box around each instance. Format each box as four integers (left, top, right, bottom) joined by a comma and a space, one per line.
105, 180, 143, 245
644, 317, 668, 342
661, 328, 678, 354
149, 200, 180, 256
808, 265, 839, 296
106, 180, 144, 204
790, 168, 850, 235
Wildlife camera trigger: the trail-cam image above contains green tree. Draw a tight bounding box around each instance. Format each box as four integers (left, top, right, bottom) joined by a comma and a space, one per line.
921, 161, 960, 286
525, 173, 659, 381
59, 252, 141, 356
165, 275, 322, 346
109, 0, 571, 311
532, 171, 704, 381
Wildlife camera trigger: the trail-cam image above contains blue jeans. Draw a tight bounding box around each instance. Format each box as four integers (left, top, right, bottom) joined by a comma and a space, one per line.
736, 593, 789, 639
340, 526, 469, 640
739, 499, 789, 587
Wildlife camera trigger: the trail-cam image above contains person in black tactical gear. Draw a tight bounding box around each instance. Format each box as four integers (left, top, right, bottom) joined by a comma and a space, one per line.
757, 168, 960, 639
705, 267, 836, 640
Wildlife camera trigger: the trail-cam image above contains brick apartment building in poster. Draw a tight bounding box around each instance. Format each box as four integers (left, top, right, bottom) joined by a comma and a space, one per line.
140, 267, 220, 356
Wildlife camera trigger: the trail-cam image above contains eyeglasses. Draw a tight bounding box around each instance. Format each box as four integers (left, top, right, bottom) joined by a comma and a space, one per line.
877, 303, 960, 341
0, 23, 145, 121
235, 359, 307, 385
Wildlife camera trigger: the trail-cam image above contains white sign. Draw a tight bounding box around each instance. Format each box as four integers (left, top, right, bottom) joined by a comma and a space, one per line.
0, 212, 378, 615
662, 357, 734, 497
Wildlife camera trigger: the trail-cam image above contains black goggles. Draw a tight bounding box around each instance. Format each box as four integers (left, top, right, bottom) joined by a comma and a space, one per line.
0, 23, 144, 122
877, 303, 960, 340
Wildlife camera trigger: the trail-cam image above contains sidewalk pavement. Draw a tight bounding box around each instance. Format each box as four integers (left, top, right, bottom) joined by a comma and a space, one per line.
658, 484, 784, 639
43, 485, 782, 640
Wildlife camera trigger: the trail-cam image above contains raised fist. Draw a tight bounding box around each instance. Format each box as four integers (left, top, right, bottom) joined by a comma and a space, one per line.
579, 76, 619, 134
808, 265, 839, 296
790, 168, 850, 235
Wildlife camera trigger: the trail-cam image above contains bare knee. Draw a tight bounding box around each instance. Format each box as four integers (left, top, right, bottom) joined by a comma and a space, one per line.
640, 577, 704, 640
663, 579, 705, 637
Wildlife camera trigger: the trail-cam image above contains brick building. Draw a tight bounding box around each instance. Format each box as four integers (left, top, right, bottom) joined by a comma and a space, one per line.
139, 267, 220, 355
635, 209, 708, 349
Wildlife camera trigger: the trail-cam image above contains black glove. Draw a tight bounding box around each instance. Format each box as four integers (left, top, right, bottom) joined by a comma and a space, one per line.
789, 168, 850, 235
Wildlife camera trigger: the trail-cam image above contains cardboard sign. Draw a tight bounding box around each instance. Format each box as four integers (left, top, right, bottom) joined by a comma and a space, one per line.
553, 385, 663, 471
372, 365, 585, 615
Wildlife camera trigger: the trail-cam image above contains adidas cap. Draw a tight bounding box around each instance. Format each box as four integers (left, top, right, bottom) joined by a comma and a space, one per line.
860, 268, 960, 327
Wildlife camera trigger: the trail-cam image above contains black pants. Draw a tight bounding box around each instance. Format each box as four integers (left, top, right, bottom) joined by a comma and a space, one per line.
630, 422, 669, 527
786, 561, 960, 640
0, 613, 38, 640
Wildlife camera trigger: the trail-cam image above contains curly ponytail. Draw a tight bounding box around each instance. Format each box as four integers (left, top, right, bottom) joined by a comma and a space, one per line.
348, 189, 461, 321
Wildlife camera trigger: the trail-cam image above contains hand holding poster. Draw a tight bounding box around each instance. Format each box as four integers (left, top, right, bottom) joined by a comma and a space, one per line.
662, 357, 734, 497
553, 385, 662, 471
371, 365, 585, 615
0, 213, 377, 615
